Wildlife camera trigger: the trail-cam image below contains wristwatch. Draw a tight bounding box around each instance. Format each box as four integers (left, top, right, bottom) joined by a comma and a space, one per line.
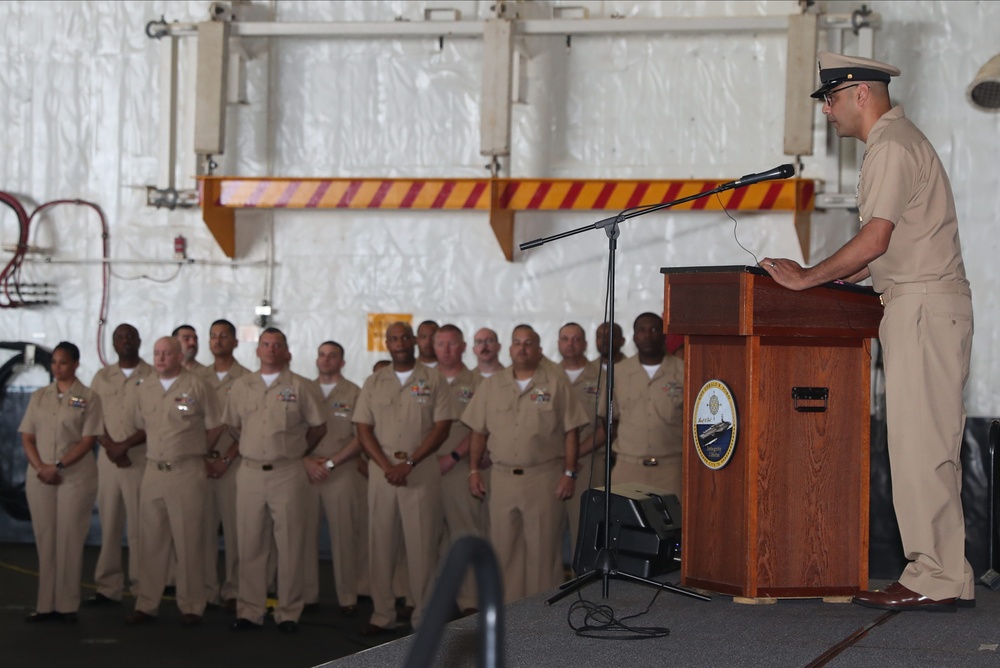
55, 460, 65, 470
563, 469, 578, 479
405, 458, 416, 468
324, 459, 336, 471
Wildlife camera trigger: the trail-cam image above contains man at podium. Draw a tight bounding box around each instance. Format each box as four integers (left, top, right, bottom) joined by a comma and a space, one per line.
762, 52, 974, 612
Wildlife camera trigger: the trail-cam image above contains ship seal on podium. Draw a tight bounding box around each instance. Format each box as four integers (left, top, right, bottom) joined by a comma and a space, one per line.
693, 380, 738, 470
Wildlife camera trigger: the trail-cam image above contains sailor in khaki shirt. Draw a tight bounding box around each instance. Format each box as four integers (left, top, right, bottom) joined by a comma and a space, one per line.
302, 341, 366, 616
197, 319, 247, 609
556, 323, 606, 555
599, 313, 684, 495
89, 323, 154, 605
764, 52, 974, 611
124, 337, 223, 626
353, 322, 456, 634
432, 324, 488, 615
20, 342, 103, 621
465, 325, 588, 603
224, 328, 326, 632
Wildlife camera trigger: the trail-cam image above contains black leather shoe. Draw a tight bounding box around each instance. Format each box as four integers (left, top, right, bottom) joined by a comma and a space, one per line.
223, 598, 237, 612
340, 605, 358, 618
958, 598, 976, 609
231, 618, 262, 631
60, 612, 79, 624
302, 603, 320, 613
180, 613, 202, 627
853, 582, 957, 612
277, 620, 298, 633
25, 611, 58, 623
85, 593, 121, 607
396, 605, 414, 622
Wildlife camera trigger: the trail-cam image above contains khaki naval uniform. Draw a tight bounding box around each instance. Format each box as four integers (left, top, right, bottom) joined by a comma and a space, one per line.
601, 355, 685, 495
353, 364, 457, 629
224, 369, 325, 625
132, 370, 221, 616
19, 381, 102, 614
462, 364, 588, 603
90, 360, 153, 600
438, 367, 488, 611
303, 377, 367, 608
861, 106, 974, 601
562, 360, 603, 553
197, 360, 247, 605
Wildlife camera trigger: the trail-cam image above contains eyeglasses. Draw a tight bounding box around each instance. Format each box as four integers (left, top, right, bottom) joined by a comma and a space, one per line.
822, 83, 862, 106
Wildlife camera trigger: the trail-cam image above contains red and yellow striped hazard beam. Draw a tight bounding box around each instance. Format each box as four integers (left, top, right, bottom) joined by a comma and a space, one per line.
199, 177, 815, 261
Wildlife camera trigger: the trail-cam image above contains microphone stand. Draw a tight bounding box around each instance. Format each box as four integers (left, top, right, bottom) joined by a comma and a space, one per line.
524, 171, 791, 605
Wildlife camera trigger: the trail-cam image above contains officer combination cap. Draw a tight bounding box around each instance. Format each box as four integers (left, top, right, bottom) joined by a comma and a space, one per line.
811, 51, 901, 99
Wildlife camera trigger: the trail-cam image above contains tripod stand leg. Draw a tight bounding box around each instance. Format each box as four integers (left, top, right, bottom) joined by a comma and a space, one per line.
545, 569, 602, 606
613, 571, 712, 602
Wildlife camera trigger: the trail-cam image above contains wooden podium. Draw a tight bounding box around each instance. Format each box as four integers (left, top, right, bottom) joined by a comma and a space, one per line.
662, 266, 883, 600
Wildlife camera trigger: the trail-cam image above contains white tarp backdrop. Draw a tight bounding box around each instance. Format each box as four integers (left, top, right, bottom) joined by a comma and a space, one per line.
1, 0, 998, 415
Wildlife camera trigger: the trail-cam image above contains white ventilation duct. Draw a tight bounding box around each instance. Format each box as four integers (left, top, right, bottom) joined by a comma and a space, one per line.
967, 53, 1000, 112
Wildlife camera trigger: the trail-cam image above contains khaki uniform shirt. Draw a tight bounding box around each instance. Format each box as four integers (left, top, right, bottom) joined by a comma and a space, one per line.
462, 364, 588, 467
90, 361, 154, 441
438, 367, 481, 457
860, 106, 968, 292
197, 360, 248, 454
563, 359, 601, 444
223, 369, 326, 462
19, 379, 103, 462
133, 370, 221, 462
353, 364, 458, 456
600, 355, 684, 459
473, 365, 505, 381
312, 378, 361, 459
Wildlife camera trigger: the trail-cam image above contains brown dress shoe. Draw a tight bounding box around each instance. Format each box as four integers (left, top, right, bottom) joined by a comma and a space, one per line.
360, 623, 394, 637
853, 582, 957, 612
125, 610, 156, 625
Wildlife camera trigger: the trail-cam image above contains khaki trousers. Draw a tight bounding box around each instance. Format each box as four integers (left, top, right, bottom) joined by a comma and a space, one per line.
26, 457, 97, 614
367, 459, 442, 629
488, 460, 565, 604
94, 449, 145, 599
303, 463, 368, 607
204, 458, 240, 604
236, 459, 309, 625
134, 459, 208, 616
881, 290, 974, 600
440, 460, 489, 610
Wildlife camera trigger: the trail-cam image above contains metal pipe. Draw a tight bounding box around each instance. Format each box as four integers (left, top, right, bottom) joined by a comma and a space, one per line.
154, 13, 878, 40
25, 257, 269, 267
404, 536, 504, 668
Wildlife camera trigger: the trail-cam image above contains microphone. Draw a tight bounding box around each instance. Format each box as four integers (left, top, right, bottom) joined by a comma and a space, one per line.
718, 164, 795, 192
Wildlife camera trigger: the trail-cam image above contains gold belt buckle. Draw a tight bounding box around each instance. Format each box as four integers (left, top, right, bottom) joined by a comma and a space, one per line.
879, 294, 886, 306
157, 461, 172, 472
394, 451, 408, 460
642, 458, 658, 467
